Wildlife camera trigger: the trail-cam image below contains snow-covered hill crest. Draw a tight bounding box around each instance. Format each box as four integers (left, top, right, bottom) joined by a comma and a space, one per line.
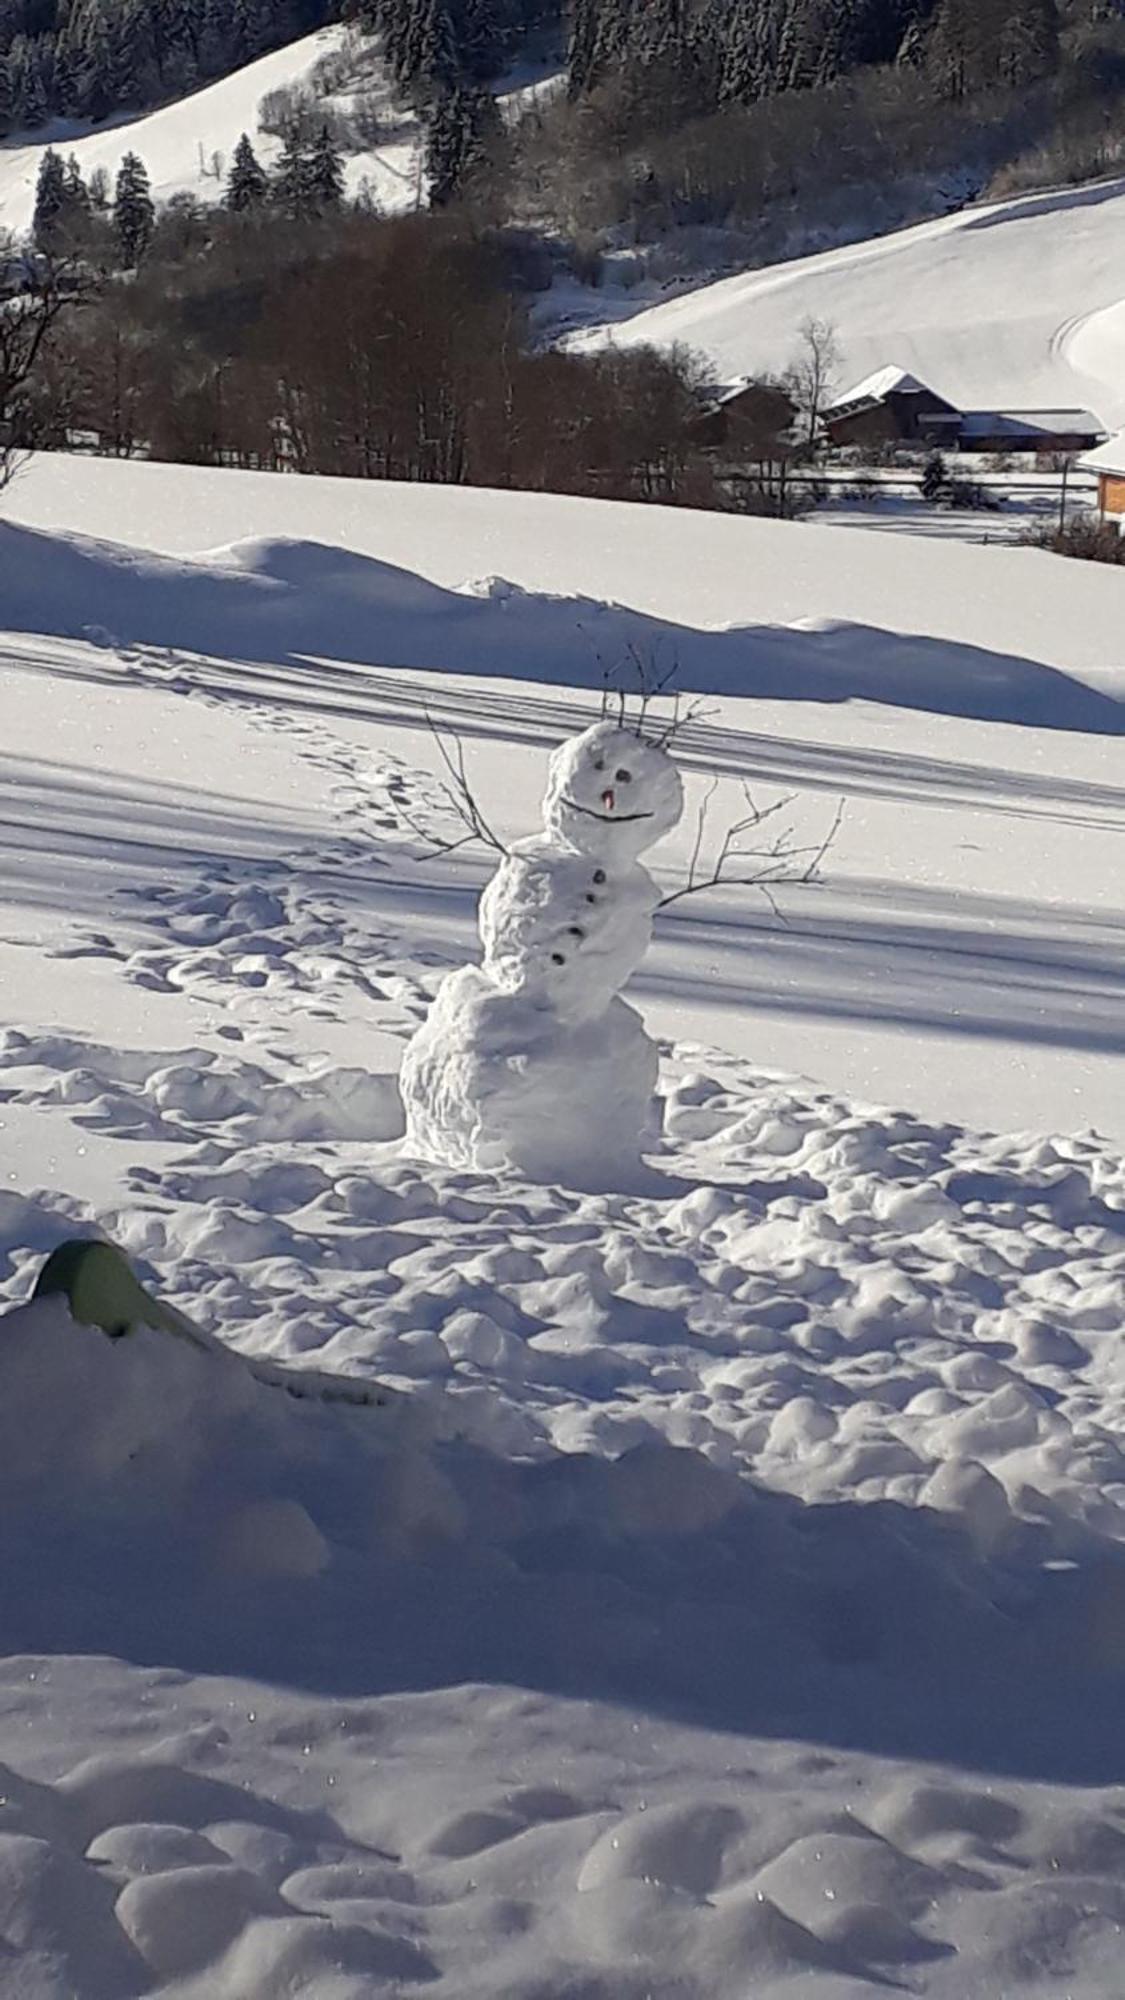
571, 176, 1125, 432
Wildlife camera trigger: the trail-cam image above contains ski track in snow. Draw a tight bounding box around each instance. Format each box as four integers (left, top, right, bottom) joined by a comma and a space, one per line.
5, 637, 1125, 1996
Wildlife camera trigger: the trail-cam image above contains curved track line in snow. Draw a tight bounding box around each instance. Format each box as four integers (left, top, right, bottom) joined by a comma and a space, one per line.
1055, 294, 1125, 422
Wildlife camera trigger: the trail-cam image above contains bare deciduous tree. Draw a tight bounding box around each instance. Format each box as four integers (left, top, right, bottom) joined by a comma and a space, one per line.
0, 243, 91, 493
785, 314, 842, 450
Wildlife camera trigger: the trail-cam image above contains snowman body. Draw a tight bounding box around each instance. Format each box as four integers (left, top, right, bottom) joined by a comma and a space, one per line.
400, 723, 683, 1188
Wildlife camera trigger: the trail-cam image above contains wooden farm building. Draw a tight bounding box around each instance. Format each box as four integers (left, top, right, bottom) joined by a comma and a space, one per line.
823, 367, 961, 447
958, 408, 1105, 453
693, 376, 798, 452
1079, 432, 1125, 526
824, 366, 1104, 455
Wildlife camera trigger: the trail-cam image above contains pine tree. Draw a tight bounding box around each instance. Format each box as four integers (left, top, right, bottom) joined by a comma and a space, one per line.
10, 38, 50, 129
402, 0, 461, 92
997, 0, 1059, 86
716, 0, 771, 103
272, 124, 311, 218
307, 124, 346, 209
461, 0, 507, 78
114, 150, 155, 267
108, 17, 141, 107
567, 0, 600, 96
64, 153, 91, 218
425, 79, 498, 203
33, 148, 68, 249
225, 130, 269, 211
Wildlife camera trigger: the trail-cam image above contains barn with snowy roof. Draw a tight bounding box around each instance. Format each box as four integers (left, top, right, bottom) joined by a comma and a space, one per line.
823, 367, 962, 447
824, 366, 1104, 455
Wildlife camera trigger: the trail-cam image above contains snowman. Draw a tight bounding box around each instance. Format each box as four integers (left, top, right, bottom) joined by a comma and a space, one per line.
400, 720, 684, 1189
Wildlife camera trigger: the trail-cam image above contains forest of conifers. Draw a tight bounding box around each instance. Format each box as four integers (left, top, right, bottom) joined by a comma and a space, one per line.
0, 0, 1071, 134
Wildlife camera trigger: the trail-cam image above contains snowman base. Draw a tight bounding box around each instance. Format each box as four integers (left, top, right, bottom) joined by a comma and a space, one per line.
400, 966, 661, 1191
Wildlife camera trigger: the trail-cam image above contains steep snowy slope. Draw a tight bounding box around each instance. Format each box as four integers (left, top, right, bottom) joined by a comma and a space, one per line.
0, 26, 422, 236
570, 177, 1125, 431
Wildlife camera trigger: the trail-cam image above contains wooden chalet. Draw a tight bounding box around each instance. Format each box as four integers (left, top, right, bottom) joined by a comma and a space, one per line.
1079, 432, 1125, 526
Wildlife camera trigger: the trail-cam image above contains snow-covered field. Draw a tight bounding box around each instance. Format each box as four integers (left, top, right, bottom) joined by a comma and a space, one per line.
2, 454, 1125, 1996
0, 27, 424, 234
570, 177, 1125, 432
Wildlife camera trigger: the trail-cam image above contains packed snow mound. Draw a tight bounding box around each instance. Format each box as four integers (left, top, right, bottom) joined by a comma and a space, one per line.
571, 175, 1125, 429
3, 516, 1124, 735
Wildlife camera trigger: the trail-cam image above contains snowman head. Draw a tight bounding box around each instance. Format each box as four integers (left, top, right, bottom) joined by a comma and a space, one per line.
543, 722, 684, 860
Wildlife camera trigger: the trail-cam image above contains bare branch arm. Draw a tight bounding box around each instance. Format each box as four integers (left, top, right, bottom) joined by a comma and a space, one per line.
659, 785, 845, 913
420, 707, 509, 856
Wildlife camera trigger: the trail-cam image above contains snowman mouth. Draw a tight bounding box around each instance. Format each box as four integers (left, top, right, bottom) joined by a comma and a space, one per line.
563, 795, 654, 824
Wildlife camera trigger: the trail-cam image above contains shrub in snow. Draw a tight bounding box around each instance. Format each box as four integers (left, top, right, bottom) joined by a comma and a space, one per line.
919, 450, 950, 503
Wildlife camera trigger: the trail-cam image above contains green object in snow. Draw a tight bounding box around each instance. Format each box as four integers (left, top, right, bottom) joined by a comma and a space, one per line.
31, 1239, 180, 1341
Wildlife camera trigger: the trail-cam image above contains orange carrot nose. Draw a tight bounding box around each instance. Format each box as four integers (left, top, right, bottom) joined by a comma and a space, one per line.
602, 789, 615, 811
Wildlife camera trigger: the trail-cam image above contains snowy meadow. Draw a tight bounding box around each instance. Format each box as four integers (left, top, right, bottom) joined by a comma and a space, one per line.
1, 453, 1124, 1997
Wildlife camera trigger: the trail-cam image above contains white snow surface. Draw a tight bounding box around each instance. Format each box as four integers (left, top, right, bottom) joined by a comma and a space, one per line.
0, 27, 423, 236
569, 177, 1125, 431
1, 454, 1125, 1995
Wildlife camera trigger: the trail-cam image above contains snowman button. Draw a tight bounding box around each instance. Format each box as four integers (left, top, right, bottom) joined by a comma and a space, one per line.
569, 926, 585, 939
593, 869, 607, 884
585, 894, 598, 904
551, 952, 566, 965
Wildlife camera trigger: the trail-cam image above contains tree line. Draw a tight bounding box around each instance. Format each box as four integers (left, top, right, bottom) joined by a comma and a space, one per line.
0, 1, 1070, 143
30, 120, 352, 266
355, 0, 1064, 119
0, 0, 335, 132
15, 204, 742, 505
564, 0, 1060, 110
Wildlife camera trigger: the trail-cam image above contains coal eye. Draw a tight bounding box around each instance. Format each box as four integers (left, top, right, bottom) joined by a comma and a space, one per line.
593, 759, 605, 772
615, 769, 632, 783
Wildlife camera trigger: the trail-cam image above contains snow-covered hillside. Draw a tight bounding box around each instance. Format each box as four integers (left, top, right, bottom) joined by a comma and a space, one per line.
2, 455, 1125, 1997
571, 177, 1125, 432
0, 27, 423, 237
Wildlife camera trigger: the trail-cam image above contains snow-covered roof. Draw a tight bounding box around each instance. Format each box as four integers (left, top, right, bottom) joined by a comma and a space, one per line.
826, 365, 931, 411
1077, 428, 1125, 474
709, 374, 788, 407
959, 408, 1103, 439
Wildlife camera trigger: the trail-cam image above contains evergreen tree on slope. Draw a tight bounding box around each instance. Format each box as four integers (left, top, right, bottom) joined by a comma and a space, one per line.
307, 123, 346, 209
273, 123, 311, 216
114, 150, 155, 267
225, 130, 269, 211
32, 148, 68, 250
